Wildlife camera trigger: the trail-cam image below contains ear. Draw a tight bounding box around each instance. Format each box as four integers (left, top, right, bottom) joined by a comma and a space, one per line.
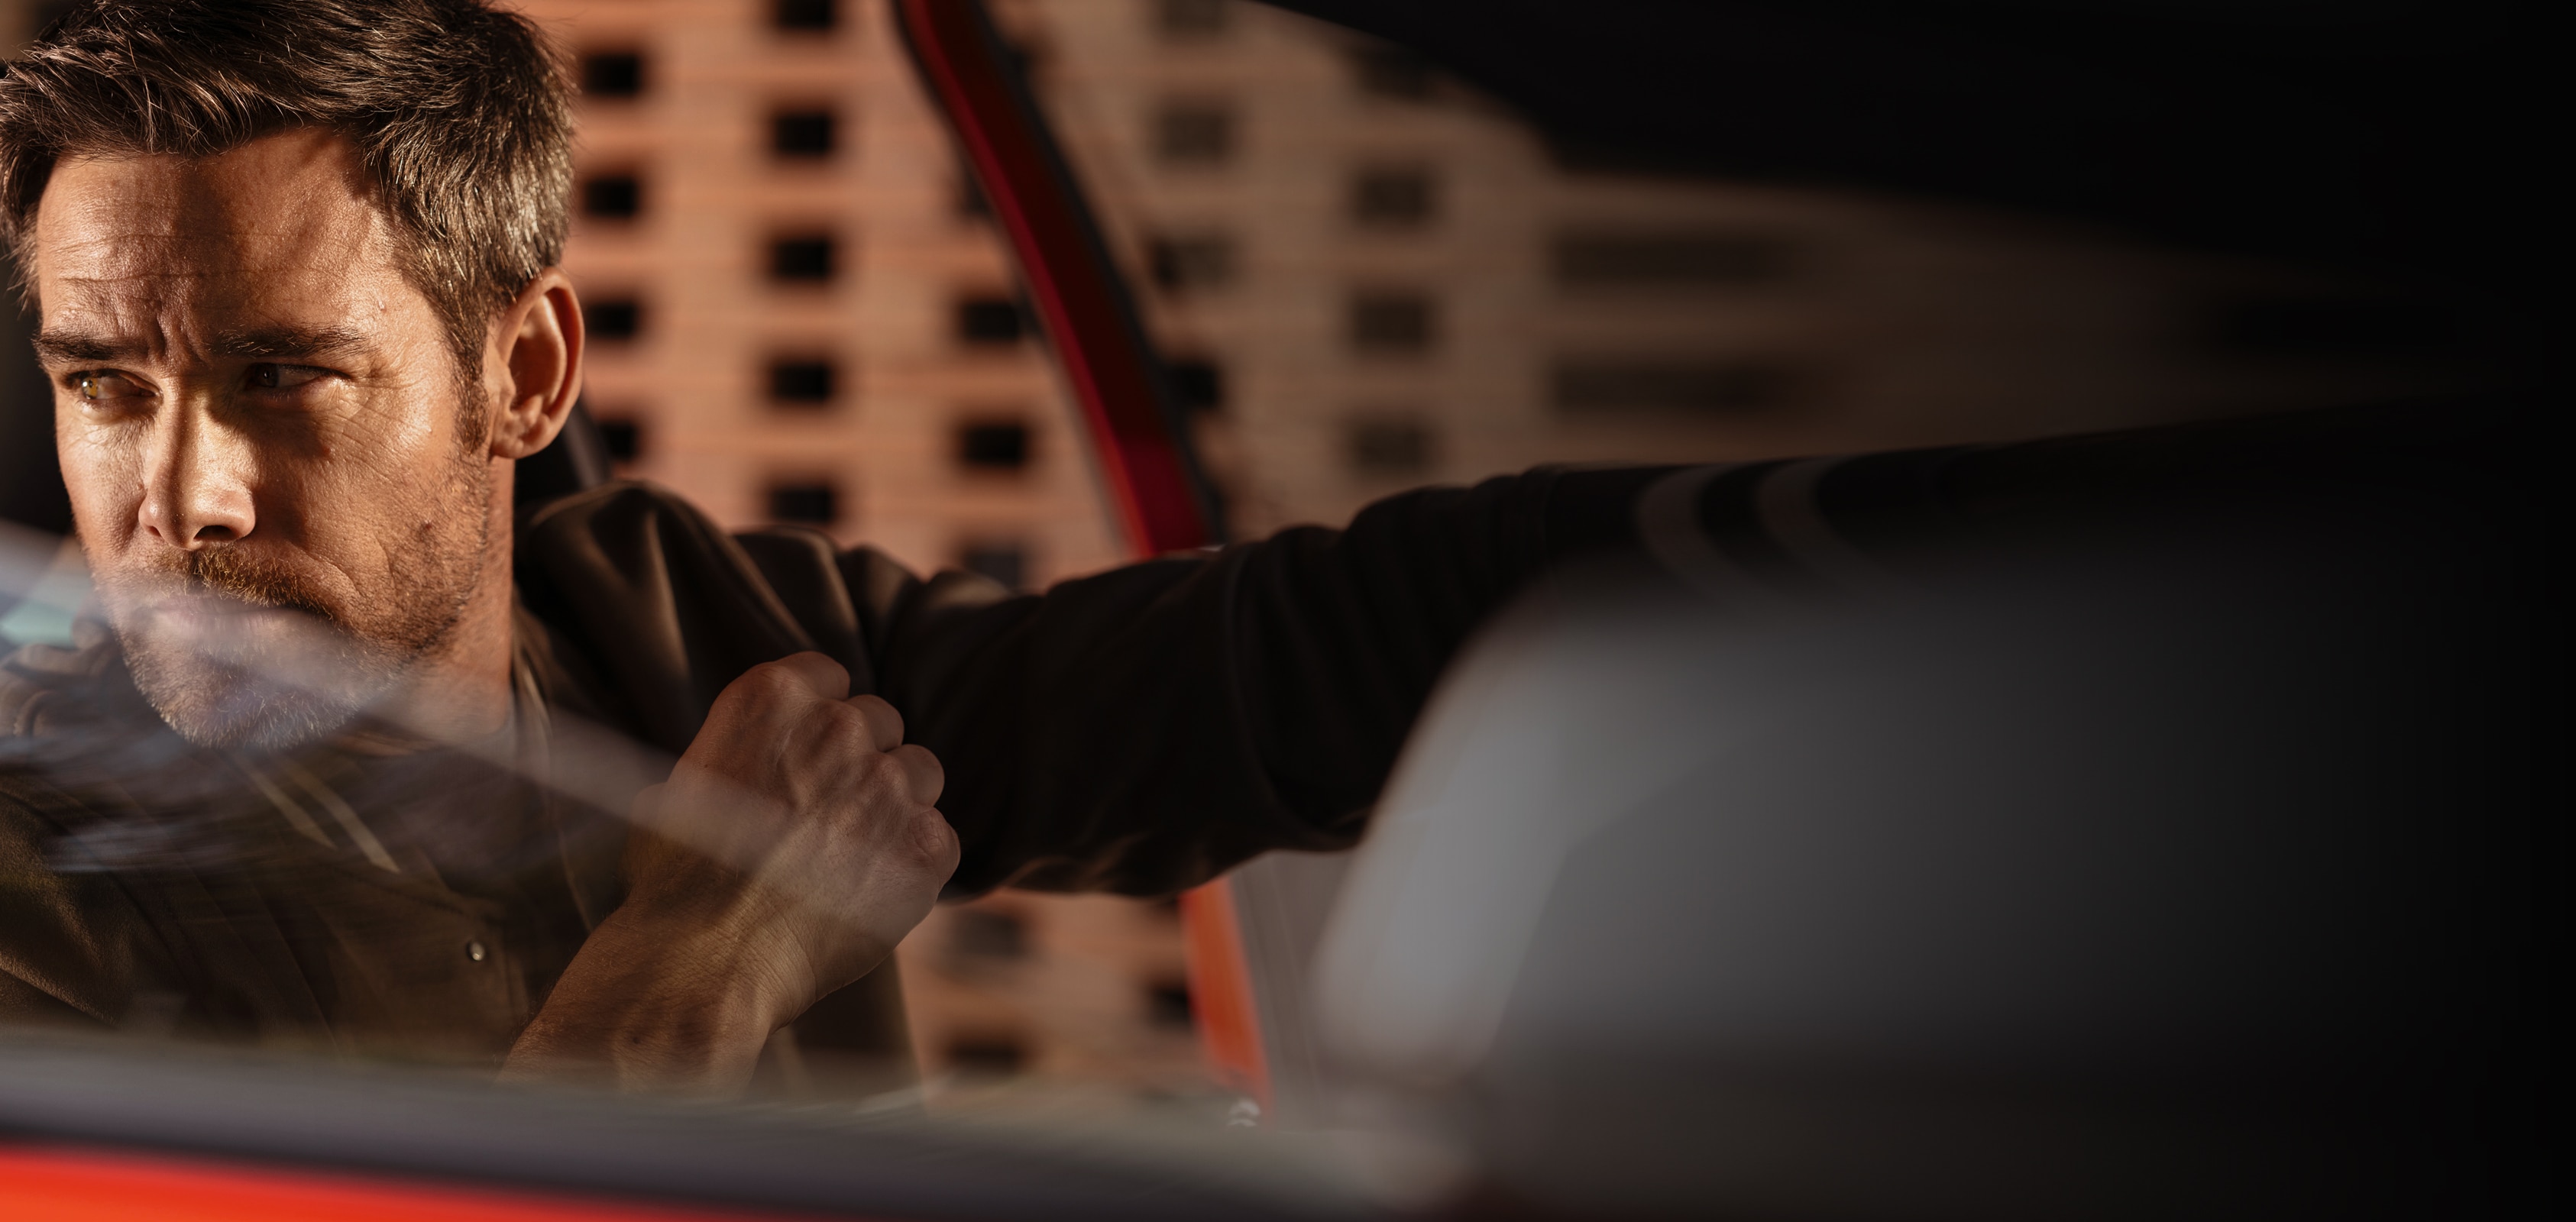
483, 267, 585, 461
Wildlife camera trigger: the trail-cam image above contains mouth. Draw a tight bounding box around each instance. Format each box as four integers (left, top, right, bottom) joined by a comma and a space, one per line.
139, 589, 292, 622
128, 590, 332, 649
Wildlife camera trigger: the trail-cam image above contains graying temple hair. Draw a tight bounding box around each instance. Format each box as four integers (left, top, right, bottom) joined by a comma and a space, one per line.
0, 0, 574, 386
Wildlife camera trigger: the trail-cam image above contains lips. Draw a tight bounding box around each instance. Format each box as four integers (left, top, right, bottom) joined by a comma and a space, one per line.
127, 590, 332, 654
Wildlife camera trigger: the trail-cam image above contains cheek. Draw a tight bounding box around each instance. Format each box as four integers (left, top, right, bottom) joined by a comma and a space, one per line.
306, 392, 480, 543
54, 405, 145, 545
319, 383, 446, 485
380, 378, 446, 457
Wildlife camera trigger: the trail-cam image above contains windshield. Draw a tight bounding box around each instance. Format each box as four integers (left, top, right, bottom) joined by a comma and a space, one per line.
0, 1, 2520, 1218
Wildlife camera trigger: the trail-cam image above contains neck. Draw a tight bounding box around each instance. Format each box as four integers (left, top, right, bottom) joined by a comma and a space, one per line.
360, 457, 519, 749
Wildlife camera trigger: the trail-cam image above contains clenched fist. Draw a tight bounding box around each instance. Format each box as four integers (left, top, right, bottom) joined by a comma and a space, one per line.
506, 653, 959, 1091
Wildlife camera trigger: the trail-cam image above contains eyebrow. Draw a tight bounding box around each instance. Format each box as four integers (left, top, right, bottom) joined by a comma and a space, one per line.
208, 325, 374, 361
31, 325, 376, 365
29, 329, 129, 364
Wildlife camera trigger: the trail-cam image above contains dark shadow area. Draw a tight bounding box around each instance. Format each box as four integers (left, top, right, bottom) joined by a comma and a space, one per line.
0, 247, 70, 536
1267, 0, 2557, 378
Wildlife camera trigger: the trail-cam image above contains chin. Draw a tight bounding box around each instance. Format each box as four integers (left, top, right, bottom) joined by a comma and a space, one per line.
149, 682, 358, 752
114, 609, 403, 754
125, 647, 374, 752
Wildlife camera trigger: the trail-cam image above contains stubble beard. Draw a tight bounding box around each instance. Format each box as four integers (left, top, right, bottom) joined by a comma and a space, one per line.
100, 436, 494, 754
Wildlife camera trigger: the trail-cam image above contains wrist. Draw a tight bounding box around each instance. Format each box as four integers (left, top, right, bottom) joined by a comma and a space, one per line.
504, 897, 813, 1091
598, 891, 817, 1029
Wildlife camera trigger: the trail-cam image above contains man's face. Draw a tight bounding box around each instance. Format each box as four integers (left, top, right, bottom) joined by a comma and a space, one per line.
32, 128, 494, 750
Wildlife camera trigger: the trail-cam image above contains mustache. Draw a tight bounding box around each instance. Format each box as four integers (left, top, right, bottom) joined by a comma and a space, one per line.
117, 548, 345, 628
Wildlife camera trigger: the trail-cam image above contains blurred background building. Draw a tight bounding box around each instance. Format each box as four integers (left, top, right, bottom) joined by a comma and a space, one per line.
2, 0, 2477, 1108
516, 0, 2447, 579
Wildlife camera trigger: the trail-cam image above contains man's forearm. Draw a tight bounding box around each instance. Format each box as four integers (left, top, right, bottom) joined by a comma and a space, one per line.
501, 658, 953, 1091
500, 901, 805, 1092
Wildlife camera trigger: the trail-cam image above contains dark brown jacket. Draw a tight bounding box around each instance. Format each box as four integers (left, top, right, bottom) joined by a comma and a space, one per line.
0, 469, 1654, 1068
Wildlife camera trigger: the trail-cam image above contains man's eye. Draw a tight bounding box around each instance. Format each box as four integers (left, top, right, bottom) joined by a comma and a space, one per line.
248, 363, 328, 391
74, 371, 147, 402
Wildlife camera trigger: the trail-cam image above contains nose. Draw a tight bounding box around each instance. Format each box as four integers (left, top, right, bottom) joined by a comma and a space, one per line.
137, 402, 256, 550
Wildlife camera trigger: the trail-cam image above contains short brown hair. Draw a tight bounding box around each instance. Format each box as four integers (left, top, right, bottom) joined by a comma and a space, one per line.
0, 0, 574, 377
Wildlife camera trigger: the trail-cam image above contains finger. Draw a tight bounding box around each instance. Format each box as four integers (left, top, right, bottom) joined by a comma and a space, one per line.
763, 651, 853, 702
909, 805, 963, 880
888, 742, 946, 806
704, 653, 853, 744
844, 693, 905, 752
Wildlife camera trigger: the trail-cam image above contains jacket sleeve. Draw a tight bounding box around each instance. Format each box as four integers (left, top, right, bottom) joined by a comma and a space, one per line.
0, 780, 144, 1028
0, 636, 155, 1029
834, 466, 1668, 897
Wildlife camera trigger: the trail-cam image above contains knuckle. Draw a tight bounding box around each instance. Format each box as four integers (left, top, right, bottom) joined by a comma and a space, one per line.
909, 808, 961, 871
846, 746, 892, 781
810, 699, 868, 741
791, 649, 848, 677
892, 742, 940, 774
892, 744, 944, 802
784, 651, 852, 699
849, 693, 905, 741
731, 661, 804, 703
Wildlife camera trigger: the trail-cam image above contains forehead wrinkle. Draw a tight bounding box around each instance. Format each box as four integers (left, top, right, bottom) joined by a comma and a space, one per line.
31, 325, 138, 364
38, 291, 384, 372
45, 223, 386, 289
38, 147, 400, 299
207, 325, 376, 361
53, 131, 377, 229
32, 286, 170, 364
40, 238, 399, 363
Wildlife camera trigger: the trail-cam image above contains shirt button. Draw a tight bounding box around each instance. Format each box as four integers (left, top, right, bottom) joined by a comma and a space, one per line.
466, 939, 489, 963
